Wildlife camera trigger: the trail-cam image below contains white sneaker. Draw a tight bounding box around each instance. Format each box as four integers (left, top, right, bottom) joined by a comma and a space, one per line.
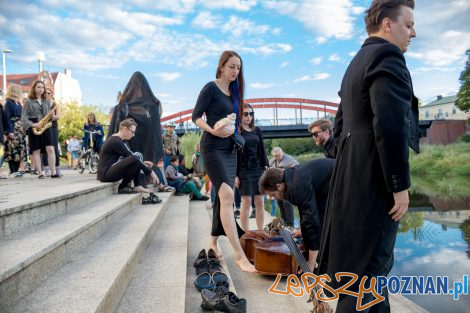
10, 172, 23, 178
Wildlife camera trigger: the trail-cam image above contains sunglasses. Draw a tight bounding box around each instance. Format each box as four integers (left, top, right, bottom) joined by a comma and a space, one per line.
311, 130, 324, 138
243, 112, 254, 117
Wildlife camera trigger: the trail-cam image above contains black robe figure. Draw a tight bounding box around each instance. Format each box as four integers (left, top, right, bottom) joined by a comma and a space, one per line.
109, 72, 163, 163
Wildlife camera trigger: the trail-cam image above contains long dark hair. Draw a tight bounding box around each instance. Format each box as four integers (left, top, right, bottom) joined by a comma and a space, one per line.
242, 103, 255, 129
215, 50, 245, 128
28, 80, 46, 100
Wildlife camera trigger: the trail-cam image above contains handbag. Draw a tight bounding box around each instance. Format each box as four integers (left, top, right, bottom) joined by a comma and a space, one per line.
231, 133, 245, 151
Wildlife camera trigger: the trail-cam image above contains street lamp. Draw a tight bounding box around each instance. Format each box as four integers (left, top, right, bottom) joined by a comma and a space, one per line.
2, 48, 13, 96
37, 51, 45, 80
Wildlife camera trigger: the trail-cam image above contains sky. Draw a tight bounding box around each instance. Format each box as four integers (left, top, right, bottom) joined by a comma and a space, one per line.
1, 0, 469, 119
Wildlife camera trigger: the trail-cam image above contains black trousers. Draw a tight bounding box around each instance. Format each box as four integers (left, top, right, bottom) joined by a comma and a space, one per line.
100, 155, 145, 188
335, 217, 398, 313
42, 125, 60, 167
8, 161, 20, 174
278, 199, 294, 227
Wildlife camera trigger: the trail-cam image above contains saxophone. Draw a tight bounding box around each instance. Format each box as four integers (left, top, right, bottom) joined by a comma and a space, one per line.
32, 103, 56, 135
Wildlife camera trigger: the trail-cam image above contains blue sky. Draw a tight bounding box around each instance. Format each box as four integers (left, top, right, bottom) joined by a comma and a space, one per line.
1, 0, 469, 118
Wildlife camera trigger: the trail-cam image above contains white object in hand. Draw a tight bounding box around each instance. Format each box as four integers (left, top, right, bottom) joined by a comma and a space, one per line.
214, 113, 236, 133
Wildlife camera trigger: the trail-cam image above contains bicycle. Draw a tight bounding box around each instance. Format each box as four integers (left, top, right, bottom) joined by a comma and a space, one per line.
77, 130, 100, 174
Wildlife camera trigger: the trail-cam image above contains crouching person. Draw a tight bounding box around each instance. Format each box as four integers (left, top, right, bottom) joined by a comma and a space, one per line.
259, 158, 335, 271
97, 118, 159, 194
165, 155, 209, 201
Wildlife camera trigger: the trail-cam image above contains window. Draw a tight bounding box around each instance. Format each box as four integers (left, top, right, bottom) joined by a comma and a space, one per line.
20, 79, 28, 85
425, 111, 429, 118
452, 106, 457, 114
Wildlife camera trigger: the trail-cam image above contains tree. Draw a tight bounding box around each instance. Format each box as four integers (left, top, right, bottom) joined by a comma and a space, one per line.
456, 49, 470, 112
58, 101, 108, 152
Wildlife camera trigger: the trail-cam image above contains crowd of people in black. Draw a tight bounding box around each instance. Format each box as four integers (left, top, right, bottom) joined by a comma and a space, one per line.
1, 1, 419, 311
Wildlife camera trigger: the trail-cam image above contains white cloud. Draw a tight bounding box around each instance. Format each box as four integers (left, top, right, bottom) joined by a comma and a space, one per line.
352, 6, 365, 15
154, 72, 182, 81
310, 57, 322, 65
250, 82, 275, 89
241, 43, 292, 56
199, 0, 258, 11
263, 0, 356, 40
280, 61, 289, 68
348, 51, 357, 57
222, 16, 271, 37
192, 11, 221, 29
272, 27, 282, 35
293, 72, 330, 83
315, 36, 327, 44
328, 53, 342, 62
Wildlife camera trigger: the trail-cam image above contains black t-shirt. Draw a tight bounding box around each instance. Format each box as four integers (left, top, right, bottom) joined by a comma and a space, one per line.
97, 135, 151, 181
240, 128, 260, 168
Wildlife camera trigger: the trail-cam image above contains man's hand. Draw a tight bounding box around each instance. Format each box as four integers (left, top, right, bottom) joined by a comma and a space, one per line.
389, 190, 409, 221
291, 228, 302, 238
144, 161, 153, 167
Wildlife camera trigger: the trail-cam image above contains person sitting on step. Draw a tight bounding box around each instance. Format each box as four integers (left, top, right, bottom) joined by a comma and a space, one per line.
165, 155, 209, 201
97, 118, 159, 194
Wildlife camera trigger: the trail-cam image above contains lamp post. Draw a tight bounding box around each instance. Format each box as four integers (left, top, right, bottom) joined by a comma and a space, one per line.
2, 48, 13, 96
37, 51, 45, 81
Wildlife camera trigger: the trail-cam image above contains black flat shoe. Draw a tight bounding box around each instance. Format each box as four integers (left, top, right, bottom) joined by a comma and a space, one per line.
118, 186, 136, 194
38, 175, 45, 179
214, 292, 247, 313
51, 174, 61, 178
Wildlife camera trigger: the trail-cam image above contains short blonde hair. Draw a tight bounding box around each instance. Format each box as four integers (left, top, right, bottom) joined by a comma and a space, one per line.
271, 147, 283, 156
119, 118, 137, 129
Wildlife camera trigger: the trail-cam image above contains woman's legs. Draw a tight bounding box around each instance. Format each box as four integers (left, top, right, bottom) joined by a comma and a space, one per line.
45, 145, 56, 175
254, 195, 265, 230
31, 149, 43, 176
217, 183, 256, 272
240, 195, 251, 231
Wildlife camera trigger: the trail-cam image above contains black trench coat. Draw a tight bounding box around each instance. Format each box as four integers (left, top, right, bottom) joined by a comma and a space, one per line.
317, 37, 420, 290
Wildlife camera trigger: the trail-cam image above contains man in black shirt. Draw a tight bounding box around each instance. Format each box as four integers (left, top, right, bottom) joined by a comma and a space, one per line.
97, 118, 159, 194
308, 119, 336, 159
259, 158, 335, 271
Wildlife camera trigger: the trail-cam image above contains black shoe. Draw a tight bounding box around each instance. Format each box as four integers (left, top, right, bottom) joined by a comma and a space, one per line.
192, 195, 210, 201
249, 210, 256, 218
51, 174, 61, 178
174, 192, 185, 196
200, 281, 231, 311
118, 186, 136, 194
214, 292, 247, 313
234, 209, 240, 218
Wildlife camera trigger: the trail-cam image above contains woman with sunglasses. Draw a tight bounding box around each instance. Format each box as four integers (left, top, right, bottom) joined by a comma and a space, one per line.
43, 88, 62, 176
234, 104, 268, 231
192, 50, 256, 272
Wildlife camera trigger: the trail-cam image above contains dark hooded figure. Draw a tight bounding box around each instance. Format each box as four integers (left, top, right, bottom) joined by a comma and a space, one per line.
109, 72, 163, 163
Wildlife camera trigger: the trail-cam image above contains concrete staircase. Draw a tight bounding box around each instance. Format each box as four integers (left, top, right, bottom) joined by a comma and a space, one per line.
0, 172, 429, 312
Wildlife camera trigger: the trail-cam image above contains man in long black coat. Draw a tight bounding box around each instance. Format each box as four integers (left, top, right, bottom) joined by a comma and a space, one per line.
259, 158, 335, 272
317, 1, 420, 312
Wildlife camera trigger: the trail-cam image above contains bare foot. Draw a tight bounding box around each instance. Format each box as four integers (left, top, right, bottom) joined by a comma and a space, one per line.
208, 246, 223, 258
236, 257, 258, 273
134, 186, 152, 193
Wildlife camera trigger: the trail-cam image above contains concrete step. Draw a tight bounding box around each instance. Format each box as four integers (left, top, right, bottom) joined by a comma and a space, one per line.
115, 195, 191, 313
0, 193, 141, 308
3, 193, 172, 313
184, 200, 239, 313
0, 173, 117, 238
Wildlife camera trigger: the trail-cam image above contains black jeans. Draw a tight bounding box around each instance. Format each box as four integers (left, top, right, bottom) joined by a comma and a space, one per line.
335, 217, 398, 313
101, 155, 145, 188
278, 199, 294, 227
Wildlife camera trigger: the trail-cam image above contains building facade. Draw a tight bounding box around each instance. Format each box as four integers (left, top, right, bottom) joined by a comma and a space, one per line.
420, 95, 470, 121
0, 69, 82, 104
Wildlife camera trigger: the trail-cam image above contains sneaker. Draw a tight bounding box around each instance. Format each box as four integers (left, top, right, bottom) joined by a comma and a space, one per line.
10, 172, 23, 178
234, 209, 240, 218
44, 167, 51, 177
249, 209, 256, 219
118, 186, 137, 194
192, 195, 210, 201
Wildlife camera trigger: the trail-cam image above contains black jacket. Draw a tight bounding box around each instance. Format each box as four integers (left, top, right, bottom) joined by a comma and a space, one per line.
318, 37, 420, 289
283, 158, 335, 251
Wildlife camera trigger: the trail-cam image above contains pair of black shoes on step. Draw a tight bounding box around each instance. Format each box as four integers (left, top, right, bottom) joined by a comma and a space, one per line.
201, 281, 246, 313
194, 249, 222, 275
142, 193, 162, 204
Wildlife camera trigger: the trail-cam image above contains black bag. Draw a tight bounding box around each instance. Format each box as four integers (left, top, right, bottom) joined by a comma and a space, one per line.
231, 133, 245, 151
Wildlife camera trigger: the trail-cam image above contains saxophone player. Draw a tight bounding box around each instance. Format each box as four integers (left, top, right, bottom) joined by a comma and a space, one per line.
20, 80, 60, 179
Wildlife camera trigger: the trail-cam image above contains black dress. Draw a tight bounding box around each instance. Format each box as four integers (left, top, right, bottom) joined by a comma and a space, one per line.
237, 127, 268, 196
192, 81, 244, 237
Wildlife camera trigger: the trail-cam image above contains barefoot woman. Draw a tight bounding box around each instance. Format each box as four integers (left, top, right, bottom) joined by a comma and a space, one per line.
192, 50, 256, 272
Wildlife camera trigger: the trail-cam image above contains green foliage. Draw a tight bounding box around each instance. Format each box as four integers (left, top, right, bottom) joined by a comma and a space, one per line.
58, 101, 108, 152
458, 134, 470, 143
179, 132, 202, 161
295, 152, 325, 163
269, 137, 322, 156
456, 49, 470, 112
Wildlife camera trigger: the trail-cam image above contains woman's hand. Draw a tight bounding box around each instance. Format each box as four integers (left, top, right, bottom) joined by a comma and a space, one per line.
144, 161, 153, 167
211, 125, 234, 138
150, 171, 160, 185
32, 123, 40, 128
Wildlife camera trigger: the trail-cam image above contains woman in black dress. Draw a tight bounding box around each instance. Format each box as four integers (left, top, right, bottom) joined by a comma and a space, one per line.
192, 50, 256, 272
235, 104, 268, 231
